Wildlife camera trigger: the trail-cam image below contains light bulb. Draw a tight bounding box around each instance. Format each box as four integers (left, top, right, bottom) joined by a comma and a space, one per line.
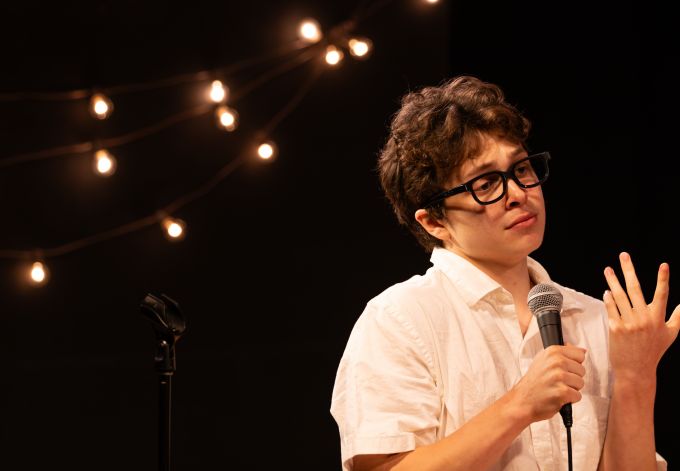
29, 261, 49, 285
162, 217, 186, 241
215, 105, 239, 131
209, 80, 228, 103
425, 0, 439, 3
90, 93, 114, 119
324, 45, 344, 66
93, 149, 117, 176
298, 18, 322, 43
348, 37, 372, 59
257, 141, 278, 161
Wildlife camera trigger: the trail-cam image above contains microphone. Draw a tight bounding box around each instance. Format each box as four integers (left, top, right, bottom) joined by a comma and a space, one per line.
527, 282, 573, 428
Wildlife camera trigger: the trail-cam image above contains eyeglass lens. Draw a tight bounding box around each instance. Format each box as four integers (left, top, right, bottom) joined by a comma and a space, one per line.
471, 155, 548, 203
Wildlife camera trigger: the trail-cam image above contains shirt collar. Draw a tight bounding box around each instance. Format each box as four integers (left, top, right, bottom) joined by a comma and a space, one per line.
430, 247, 502, 306
430, 246, 584, 312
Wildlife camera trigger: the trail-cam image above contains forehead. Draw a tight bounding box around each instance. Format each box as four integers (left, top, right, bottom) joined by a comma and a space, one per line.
454, 137, 526, 183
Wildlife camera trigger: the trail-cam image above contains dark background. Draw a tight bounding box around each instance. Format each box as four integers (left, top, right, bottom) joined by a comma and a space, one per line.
1, 0, 676, 469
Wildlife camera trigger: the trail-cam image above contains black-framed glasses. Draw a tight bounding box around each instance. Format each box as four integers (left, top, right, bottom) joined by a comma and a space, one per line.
422, 152, 551, 208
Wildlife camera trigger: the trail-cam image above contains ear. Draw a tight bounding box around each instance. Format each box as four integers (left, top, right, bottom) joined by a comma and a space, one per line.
415, 209, 452, 243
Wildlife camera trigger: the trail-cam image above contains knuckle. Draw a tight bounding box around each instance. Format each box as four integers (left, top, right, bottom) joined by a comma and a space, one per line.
545, 345, 560, 355
559, 385, 572, 398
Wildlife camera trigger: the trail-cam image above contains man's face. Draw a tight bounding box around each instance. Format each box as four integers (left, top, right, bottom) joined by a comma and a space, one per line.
437, 135, 546, 267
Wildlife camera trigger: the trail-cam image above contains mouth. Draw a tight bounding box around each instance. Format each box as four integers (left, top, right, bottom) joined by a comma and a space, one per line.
507, 214, 537, 229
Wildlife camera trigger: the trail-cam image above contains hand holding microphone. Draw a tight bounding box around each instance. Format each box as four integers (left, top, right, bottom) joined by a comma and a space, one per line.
527, 283, 581, 428
510, 283, 586, 426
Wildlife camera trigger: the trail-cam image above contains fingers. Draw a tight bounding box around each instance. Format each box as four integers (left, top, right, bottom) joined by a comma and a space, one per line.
667, 304, 680, 335
558, 344, 587, 363
603, 290, 622, 327
619, 252, 647, 310
566, 389, 583, 404
562, 371, 586, 391
550, 345, 587, 374
604, 265, 633, 321
652, 262, 670, 315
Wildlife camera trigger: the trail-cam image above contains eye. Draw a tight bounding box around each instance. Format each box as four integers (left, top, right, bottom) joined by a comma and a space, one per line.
514, 159, 539, 183
515, 160, 531, 175
471, 173, 502, 193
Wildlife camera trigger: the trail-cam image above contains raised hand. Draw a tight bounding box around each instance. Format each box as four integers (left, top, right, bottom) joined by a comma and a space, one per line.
603, 252, 680, 381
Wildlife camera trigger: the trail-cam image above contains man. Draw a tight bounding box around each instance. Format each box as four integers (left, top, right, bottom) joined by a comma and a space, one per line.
330, 76, 676, 470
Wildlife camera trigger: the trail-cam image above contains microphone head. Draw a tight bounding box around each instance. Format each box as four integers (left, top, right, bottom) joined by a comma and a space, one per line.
527, 282, 563, 316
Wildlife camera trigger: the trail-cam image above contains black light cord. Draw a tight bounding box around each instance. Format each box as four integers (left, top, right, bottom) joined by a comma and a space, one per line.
566, 425, 573, 471
560, 403, 573, 471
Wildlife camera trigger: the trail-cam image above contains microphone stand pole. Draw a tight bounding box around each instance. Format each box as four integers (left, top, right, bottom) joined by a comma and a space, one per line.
140, 293, 187, 471
156, 338, 175, 471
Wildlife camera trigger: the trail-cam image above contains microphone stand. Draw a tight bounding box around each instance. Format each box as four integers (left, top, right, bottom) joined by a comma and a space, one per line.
140, 293, 187, 471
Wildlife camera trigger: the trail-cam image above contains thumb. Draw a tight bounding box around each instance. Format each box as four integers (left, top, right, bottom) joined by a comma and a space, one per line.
666, 304, 680, 335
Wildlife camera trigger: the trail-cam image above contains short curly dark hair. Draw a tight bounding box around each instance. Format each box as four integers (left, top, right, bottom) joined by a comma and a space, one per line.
377, 75, 531, 251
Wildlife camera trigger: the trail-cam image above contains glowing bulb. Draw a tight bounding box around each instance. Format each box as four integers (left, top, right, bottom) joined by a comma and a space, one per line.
29, 261, 48, 285
90, 93, 113, 119
325, 45, 344, 66
209, 80, 228, 103
348, 37, 372, 59
215, 105, 239, 131
425, 0, 439, 3
162, 217, 186, 241
257, 141, 278, 161
298, 18, 322, 43
93, 149, 117, 176
168, 222, 182, 238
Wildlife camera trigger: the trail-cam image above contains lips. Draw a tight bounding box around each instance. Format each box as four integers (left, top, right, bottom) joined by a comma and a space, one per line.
507, 213, 536, 229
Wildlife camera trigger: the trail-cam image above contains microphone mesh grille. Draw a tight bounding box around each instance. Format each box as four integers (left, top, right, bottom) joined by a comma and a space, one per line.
527, 282, 563, 315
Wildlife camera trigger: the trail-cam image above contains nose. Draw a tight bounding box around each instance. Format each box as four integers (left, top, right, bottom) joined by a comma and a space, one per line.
505, 177, 528, 208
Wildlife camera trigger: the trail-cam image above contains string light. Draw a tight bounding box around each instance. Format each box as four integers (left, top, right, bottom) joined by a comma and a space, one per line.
324, 45, 344, 66
162, 217, 186, 241
257, 141, 278, 161
93, 149, 117, 176
29, 261, 49, 285
298, 18, 322, 43
1, 1, 433, 278
208, 80, 228, 103
90, 93, 113, 119
215, 105, 239, 131
348, 37, 373, 59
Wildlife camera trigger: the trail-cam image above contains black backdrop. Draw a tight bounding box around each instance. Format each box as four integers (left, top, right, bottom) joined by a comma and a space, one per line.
1, 1, 676, 469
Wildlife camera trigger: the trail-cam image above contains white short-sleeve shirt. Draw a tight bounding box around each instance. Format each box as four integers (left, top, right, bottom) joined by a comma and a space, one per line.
330, 247, 667, 470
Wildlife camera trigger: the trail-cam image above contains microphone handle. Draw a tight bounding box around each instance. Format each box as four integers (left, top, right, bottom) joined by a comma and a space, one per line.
560, 403, 573, 427
537, 310, 573, 428
537, 311, 564, 347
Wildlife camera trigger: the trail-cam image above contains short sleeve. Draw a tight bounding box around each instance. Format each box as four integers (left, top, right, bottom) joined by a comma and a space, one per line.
330, 299, 442, 470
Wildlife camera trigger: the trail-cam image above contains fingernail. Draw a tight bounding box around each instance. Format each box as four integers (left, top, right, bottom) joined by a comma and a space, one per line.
620, 252, 630, 261
603, 290, 609, 299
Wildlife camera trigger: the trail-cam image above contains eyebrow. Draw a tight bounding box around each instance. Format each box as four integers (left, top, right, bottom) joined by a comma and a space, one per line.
461, 148, 527, 181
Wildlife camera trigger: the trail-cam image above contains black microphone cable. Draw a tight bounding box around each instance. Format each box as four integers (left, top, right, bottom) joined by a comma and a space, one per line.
561, 404, 573, 471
